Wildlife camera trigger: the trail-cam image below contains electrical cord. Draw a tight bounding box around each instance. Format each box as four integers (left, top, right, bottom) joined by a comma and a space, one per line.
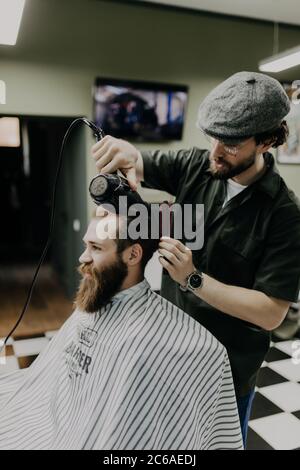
0, 118, 104, 355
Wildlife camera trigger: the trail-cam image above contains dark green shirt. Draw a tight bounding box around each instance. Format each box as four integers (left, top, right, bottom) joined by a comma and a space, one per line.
142, 147, 300, 397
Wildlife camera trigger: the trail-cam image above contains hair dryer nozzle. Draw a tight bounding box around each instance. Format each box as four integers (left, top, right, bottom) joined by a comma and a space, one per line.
81, 118, 105, 142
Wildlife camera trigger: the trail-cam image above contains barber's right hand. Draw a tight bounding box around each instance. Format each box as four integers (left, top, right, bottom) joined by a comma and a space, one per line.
91, 135, 139, 191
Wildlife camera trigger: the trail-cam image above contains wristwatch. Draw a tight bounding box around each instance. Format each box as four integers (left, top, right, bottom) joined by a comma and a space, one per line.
180, 269, 204, 292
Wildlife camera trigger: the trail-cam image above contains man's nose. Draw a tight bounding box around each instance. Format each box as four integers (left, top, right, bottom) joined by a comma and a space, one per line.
214, 140, 226, 154
79, 248, 92, 264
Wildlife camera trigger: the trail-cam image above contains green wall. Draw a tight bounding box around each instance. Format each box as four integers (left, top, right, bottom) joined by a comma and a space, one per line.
0, 0, 300, 210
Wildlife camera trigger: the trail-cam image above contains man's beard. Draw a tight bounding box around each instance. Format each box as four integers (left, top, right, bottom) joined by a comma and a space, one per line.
209, 150, 256, 180
74, 254, 128, 313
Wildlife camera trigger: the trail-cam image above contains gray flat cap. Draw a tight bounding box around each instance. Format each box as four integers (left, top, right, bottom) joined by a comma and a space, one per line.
196, 71, 290, 145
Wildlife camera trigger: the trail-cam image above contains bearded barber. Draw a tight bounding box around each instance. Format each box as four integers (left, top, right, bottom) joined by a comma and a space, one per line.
91, 72, 300, 444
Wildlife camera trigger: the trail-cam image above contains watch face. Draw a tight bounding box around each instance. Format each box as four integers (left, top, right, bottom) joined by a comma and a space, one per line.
189, 273, 202, 289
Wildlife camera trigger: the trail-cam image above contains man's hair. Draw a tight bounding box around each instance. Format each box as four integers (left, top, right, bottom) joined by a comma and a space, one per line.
254, 120, 289, 148
116, 214, 159, 270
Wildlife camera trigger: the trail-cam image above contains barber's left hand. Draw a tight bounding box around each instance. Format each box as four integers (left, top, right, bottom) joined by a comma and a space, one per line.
158, 237, 195, 287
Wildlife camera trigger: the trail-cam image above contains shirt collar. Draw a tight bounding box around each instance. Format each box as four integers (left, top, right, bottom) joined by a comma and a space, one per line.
109, 278, 150, 305
254, 152, 281, 199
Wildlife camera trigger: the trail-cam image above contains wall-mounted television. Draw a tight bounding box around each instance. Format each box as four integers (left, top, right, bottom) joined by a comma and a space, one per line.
93, 78, 188, 141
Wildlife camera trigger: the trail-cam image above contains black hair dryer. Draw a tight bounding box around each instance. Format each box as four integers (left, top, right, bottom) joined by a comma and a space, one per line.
89, 173, 146, 210
85, 119, 147, 210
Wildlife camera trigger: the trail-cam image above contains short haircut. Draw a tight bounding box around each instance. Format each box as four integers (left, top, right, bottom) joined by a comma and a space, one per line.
116, 214, 159, 270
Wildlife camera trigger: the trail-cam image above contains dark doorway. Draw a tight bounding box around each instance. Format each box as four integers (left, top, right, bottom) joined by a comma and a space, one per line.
0, 115, 88, 337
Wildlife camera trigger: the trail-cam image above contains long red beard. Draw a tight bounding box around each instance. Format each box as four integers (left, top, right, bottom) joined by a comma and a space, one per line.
74, 258, 128, 313
74, 264, 100, 313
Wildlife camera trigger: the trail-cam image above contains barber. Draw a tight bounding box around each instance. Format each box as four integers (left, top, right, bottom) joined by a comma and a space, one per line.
91, 71, 300, 444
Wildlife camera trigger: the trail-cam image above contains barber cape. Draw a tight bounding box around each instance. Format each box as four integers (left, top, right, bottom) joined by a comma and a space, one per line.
0, 279, 243, 450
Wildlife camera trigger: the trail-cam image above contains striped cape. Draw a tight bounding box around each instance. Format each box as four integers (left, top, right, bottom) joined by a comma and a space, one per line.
0, 279, 243, 450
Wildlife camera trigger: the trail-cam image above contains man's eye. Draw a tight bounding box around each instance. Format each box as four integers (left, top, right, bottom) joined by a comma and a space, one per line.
92, 245, 101, 251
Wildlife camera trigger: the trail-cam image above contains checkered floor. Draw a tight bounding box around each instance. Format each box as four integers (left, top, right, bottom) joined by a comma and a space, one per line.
1, 332, 300, 450
0, 331, 57, 371
247, 337, 300, 450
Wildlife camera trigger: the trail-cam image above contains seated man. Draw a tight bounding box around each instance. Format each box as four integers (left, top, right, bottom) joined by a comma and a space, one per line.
0, 208, 243, 450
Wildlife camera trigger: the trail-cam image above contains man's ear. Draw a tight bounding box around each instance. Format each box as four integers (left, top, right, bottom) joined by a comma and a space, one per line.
123, 243, 143, 266
257, 139, 275, 154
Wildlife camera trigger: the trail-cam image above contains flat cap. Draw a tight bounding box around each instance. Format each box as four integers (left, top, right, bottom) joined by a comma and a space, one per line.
196, 71, 290, 145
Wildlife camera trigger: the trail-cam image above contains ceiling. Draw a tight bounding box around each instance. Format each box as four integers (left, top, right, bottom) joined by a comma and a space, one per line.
135, 0, 300, 26
0, 0, 299, 79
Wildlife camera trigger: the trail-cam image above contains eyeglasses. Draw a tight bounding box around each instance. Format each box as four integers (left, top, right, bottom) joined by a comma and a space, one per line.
204, 134, 252, 156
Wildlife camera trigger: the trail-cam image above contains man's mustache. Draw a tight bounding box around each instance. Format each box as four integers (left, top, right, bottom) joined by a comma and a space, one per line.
78, 264, 94, 277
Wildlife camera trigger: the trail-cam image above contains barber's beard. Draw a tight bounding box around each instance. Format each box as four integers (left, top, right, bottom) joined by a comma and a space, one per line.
74, 255, 128, 313
209, 150, 256, 180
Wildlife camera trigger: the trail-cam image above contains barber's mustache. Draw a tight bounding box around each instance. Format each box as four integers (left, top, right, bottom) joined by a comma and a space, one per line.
212, 155, 231, 164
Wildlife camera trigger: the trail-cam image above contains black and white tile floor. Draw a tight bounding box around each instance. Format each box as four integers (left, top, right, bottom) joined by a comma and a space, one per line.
247, 336, 300, 450
1, 332, 300, 450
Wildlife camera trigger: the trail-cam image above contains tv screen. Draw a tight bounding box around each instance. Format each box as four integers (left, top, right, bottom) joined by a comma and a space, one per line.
93, 78, 188, 141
